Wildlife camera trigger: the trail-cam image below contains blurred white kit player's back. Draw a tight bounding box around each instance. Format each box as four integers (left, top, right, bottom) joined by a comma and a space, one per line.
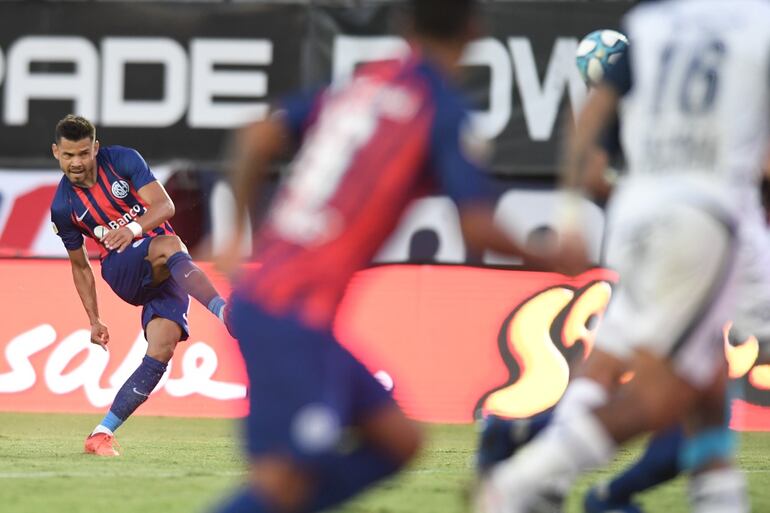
478, 1, 770, 512
602, 0, 770, 370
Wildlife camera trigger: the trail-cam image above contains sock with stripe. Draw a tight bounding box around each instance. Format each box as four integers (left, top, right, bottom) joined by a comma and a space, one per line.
93, 355, 167, 435
166, 251, 226, 321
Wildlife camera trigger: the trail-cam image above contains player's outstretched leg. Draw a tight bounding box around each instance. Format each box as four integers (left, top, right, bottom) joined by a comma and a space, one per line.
584, 426, 683, 513
477, 351, 699, 513
212, 408, 420, 513
85, 318, 180, 456
477, 352, 622, 474
147, 235, 228, 323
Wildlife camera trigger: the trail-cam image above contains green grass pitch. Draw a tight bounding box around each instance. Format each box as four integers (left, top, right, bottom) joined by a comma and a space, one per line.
1, 413, 769, 512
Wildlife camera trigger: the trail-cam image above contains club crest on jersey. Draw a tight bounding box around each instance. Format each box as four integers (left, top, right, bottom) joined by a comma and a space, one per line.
111, 180, 130, 199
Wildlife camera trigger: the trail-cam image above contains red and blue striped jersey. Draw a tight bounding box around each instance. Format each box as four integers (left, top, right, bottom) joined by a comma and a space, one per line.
238, 52, 492, 329
50, 145, 174, 259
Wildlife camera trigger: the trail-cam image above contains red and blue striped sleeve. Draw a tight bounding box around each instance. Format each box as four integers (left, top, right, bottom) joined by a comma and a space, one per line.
107, 146, 157, 190
50, 202, 84, 251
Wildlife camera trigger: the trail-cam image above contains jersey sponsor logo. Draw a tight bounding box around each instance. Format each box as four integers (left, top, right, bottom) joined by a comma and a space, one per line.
110, 180, 130, 199
132, 239, 144, 248
106, 204, 144, 230
75, 207, 89, 221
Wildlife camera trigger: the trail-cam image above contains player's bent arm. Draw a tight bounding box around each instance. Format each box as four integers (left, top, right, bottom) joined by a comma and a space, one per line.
134, 181, 176, 232
561, 84, 619, 192
101, 180, 176, 253
459, 202, 548, 267
230, 117, 290, 236
215, 116, 289, 273
67, 246, 102, 326
583, 146, 614, 202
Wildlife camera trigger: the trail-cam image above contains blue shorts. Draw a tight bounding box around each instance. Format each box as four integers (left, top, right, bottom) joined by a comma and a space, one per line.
229, 294, 394, 462
101, 237, 190, 341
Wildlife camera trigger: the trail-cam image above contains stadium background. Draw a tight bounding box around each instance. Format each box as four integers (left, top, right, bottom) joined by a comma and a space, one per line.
1, 0, 769, 432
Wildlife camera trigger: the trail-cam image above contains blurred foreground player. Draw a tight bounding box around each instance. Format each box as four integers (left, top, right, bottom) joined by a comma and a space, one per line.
50, 115, 230, 456
478, 29, 687, 513
212, 1, 548, 512
478, 1, 770, 512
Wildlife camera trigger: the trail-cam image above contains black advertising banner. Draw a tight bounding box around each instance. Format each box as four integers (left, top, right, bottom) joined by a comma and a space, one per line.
0, 1, 631, 175
0, 2, 305, 165
307, 2, 629, 176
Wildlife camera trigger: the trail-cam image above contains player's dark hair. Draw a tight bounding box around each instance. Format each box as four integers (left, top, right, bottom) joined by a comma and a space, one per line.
55, 114, 96, 143
410, 0, 476, 40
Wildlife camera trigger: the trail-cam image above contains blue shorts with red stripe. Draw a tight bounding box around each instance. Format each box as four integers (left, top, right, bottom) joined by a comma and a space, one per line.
229, 293, 394, 462
100, 237, 190, 341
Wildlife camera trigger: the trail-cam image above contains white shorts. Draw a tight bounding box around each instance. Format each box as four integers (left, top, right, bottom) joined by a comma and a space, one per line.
595, 196, 738, 389
731, 212, 770, 343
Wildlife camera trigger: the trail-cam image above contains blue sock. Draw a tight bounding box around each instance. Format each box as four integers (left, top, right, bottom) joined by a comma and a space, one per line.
606, 426, 684, 503
98, 411, 124, 432
301, 444, 402, 513
212, 488, 272, 513
522, 410, 553, 443
166, 251, 225, 319
106, 355, 167, 428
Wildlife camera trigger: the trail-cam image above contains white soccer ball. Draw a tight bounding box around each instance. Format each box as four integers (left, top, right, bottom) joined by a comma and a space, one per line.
575, 29, 629, 87
93, 225, 107, 240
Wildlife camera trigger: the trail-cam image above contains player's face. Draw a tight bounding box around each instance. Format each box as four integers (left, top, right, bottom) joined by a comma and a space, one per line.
52, 138, 100, 187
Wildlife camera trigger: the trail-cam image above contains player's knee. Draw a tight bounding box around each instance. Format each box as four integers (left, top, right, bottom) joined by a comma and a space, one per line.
145, 323, 180, 363
146, 341, 176, 363
360, 407, 423, 465
246, 458, 312, 512
393, 420, 423, 464
379, 418, 423, 466
633, 382, 686, 432
149, 235, 186, 261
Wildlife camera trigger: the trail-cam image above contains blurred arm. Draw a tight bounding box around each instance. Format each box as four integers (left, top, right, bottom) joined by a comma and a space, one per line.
459, 202, 549, 267
215, 116, 291, 273
231, 117, 290, 241
562, 85, 620, 194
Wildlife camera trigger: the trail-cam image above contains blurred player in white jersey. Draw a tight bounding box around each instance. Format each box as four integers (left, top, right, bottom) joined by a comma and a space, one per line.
477, 1, 770, 512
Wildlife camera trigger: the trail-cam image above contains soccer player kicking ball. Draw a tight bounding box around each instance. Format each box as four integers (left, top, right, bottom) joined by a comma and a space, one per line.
50, 115, 230, 456
210, 1, 553, 512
